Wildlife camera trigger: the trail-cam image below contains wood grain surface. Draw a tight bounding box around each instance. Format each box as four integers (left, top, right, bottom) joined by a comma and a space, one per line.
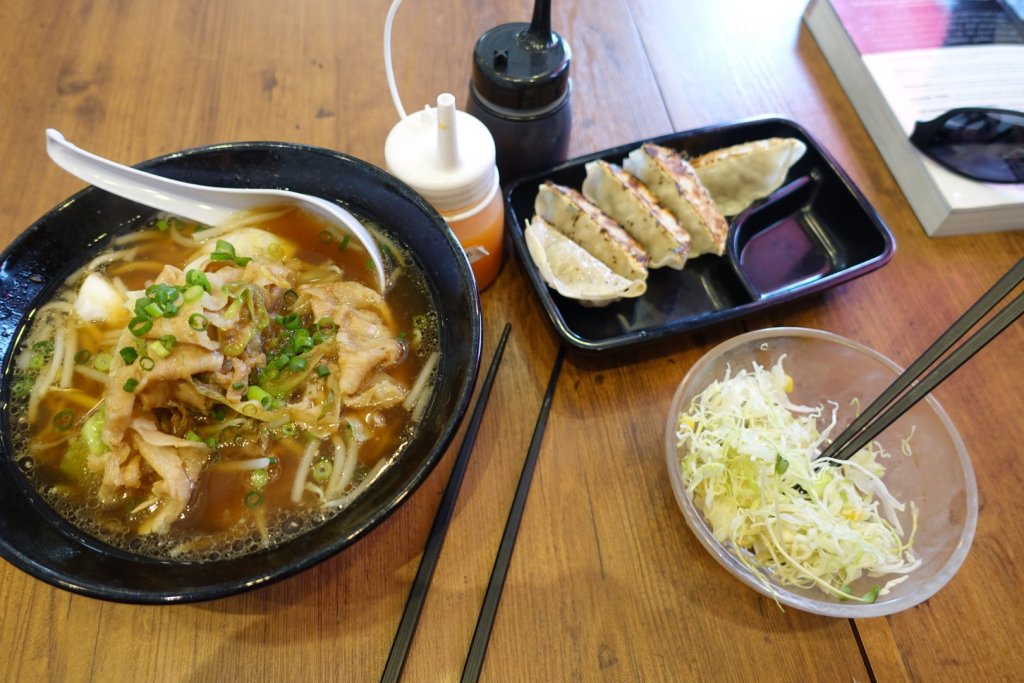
1, 0, 1022, 681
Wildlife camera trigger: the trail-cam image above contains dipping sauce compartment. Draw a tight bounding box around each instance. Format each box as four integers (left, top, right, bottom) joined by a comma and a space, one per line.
728, 174, 831, 300
504, 116, 895, 353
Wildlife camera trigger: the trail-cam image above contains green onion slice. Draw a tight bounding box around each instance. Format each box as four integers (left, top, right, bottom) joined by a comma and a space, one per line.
92, 352, 113, 372
211, 240, 236, 260
312, 459, 332, 482
249, 468, 269, 489
185, 269, 212, 292
148, 340, 170, 359
183, 285, 205, 303
189, 313, 208, 331
128, 317, 153, 337
52, 408, 75, 431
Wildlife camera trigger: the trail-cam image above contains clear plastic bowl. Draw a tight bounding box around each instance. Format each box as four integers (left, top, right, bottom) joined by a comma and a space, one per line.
664, 327, 978, 617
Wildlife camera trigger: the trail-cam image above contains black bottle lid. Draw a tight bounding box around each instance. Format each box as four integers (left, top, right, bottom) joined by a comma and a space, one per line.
471, 0, 571, 112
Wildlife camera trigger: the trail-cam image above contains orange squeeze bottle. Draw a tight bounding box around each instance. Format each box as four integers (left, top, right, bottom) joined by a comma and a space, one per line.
385, 93, 504, 290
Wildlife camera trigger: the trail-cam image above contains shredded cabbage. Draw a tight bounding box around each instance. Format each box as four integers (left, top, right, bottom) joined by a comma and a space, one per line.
676, 356, 920, 603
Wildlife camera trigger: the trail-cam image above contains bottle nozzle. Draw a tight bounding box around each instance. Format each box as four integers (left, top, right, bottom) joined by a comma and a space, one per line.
436, 93, 458, 169
525, 0, 553, 48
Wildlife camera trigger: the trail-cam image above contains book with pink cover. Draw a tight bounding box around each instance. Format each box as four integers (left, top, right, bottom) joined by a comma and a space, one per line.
804, 0, 1024, 236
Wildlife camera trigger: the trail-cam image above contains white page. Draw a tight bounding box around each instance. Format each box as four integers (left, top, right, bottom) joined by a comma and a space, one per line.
863, 45, 1024, 208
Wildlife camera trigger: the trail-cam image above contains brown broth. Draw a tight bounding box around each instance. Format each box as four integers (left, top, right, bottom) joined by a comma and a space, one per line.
9, 207, 438, 560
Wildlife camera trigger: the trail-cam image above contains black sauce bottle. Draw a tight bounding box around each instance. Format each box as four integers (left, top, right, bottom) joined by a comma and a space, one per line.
466, 0, 572, 184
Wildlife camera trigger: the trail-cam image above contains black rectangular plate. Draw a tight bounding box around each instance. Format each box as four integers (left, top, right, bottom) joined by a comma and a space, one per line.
504, 116, 895, 353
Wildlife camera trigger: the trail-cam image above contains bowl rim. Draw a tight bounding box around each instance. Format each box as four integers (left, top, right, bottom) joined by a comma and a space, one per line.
664, 326, 978, 617
0, 140, 483, 603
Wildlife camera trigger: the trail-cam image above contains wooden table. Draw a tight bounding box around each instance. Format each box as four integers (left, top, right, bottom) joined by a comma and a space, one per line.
1, 0, 1022, 680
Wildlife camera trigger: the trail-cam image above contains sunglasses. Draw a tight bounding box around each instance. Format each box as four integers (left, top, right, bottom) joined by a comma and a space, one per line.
909, 107, 1024, 184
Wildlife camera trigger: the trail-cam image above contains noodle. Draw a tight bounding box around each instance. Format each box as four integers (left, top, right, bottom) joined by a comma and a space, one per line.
83, 247, 137, 273
28, 322, 66, 422
114, 229, 165, 246
58, 316, 78, 388
43, 389, 103, 411
403, 351, 439, 412
326, 431, 359, 499
37, 301, 74, 315
325, 457, 389, 510
28, 434, 73, 452
111, 276, 129, 298
291, 440, 320, 504
131, 497, 159, 514
106, 260, 170, 276
72, 363, 111, 385
213, 457, 272, 472
77, 321, 106, 347
166, 228, 200, 249
197, 207, 294, 238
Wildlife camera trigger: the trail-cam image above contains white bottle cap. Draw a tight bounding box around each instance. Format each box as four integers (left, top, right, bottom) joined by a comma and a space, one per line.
385, 93, 499, 214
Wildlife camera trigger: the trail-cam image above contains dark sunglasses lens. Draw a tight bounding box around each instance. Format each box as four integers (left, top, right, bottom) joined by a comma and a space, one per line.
921, 110, 1024, 183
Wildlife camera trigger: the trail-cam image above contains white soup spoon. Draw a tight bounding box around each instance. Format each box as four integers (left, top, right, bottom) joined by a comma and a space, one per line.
45, 129, 387, 291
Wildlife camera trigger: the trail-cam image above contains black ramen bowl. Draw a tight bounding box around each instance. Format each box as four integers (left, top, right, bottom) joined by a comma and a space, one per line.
0, 141, 482, 603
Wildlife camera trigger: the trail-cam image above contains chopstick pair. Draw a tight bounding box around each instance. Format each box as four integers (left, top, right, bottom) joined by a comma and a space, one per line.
381, 323, 512, 683
818, 256, 1024, 463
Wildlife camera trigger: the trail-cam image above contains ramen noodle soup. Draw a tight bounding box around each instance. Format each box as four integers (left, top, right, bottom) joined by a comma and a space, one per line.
7, 207, 439, 561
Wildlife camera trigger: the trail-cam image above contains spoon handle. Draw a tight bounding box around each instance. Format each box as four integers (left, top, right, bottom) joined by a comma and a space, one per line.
45, 129, 238, 225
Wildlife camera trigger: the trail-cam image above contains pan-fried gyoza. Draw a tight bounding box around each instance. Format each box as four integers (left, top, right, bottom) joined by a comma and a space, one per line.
525, 137, 807, 306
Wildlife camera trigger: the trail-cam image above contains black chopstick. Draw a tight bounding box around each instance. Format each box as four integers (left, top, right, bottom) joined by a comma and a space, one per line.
461, 345, 565, 683
819, 256, 1024, 463
380, 322, 512, 683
